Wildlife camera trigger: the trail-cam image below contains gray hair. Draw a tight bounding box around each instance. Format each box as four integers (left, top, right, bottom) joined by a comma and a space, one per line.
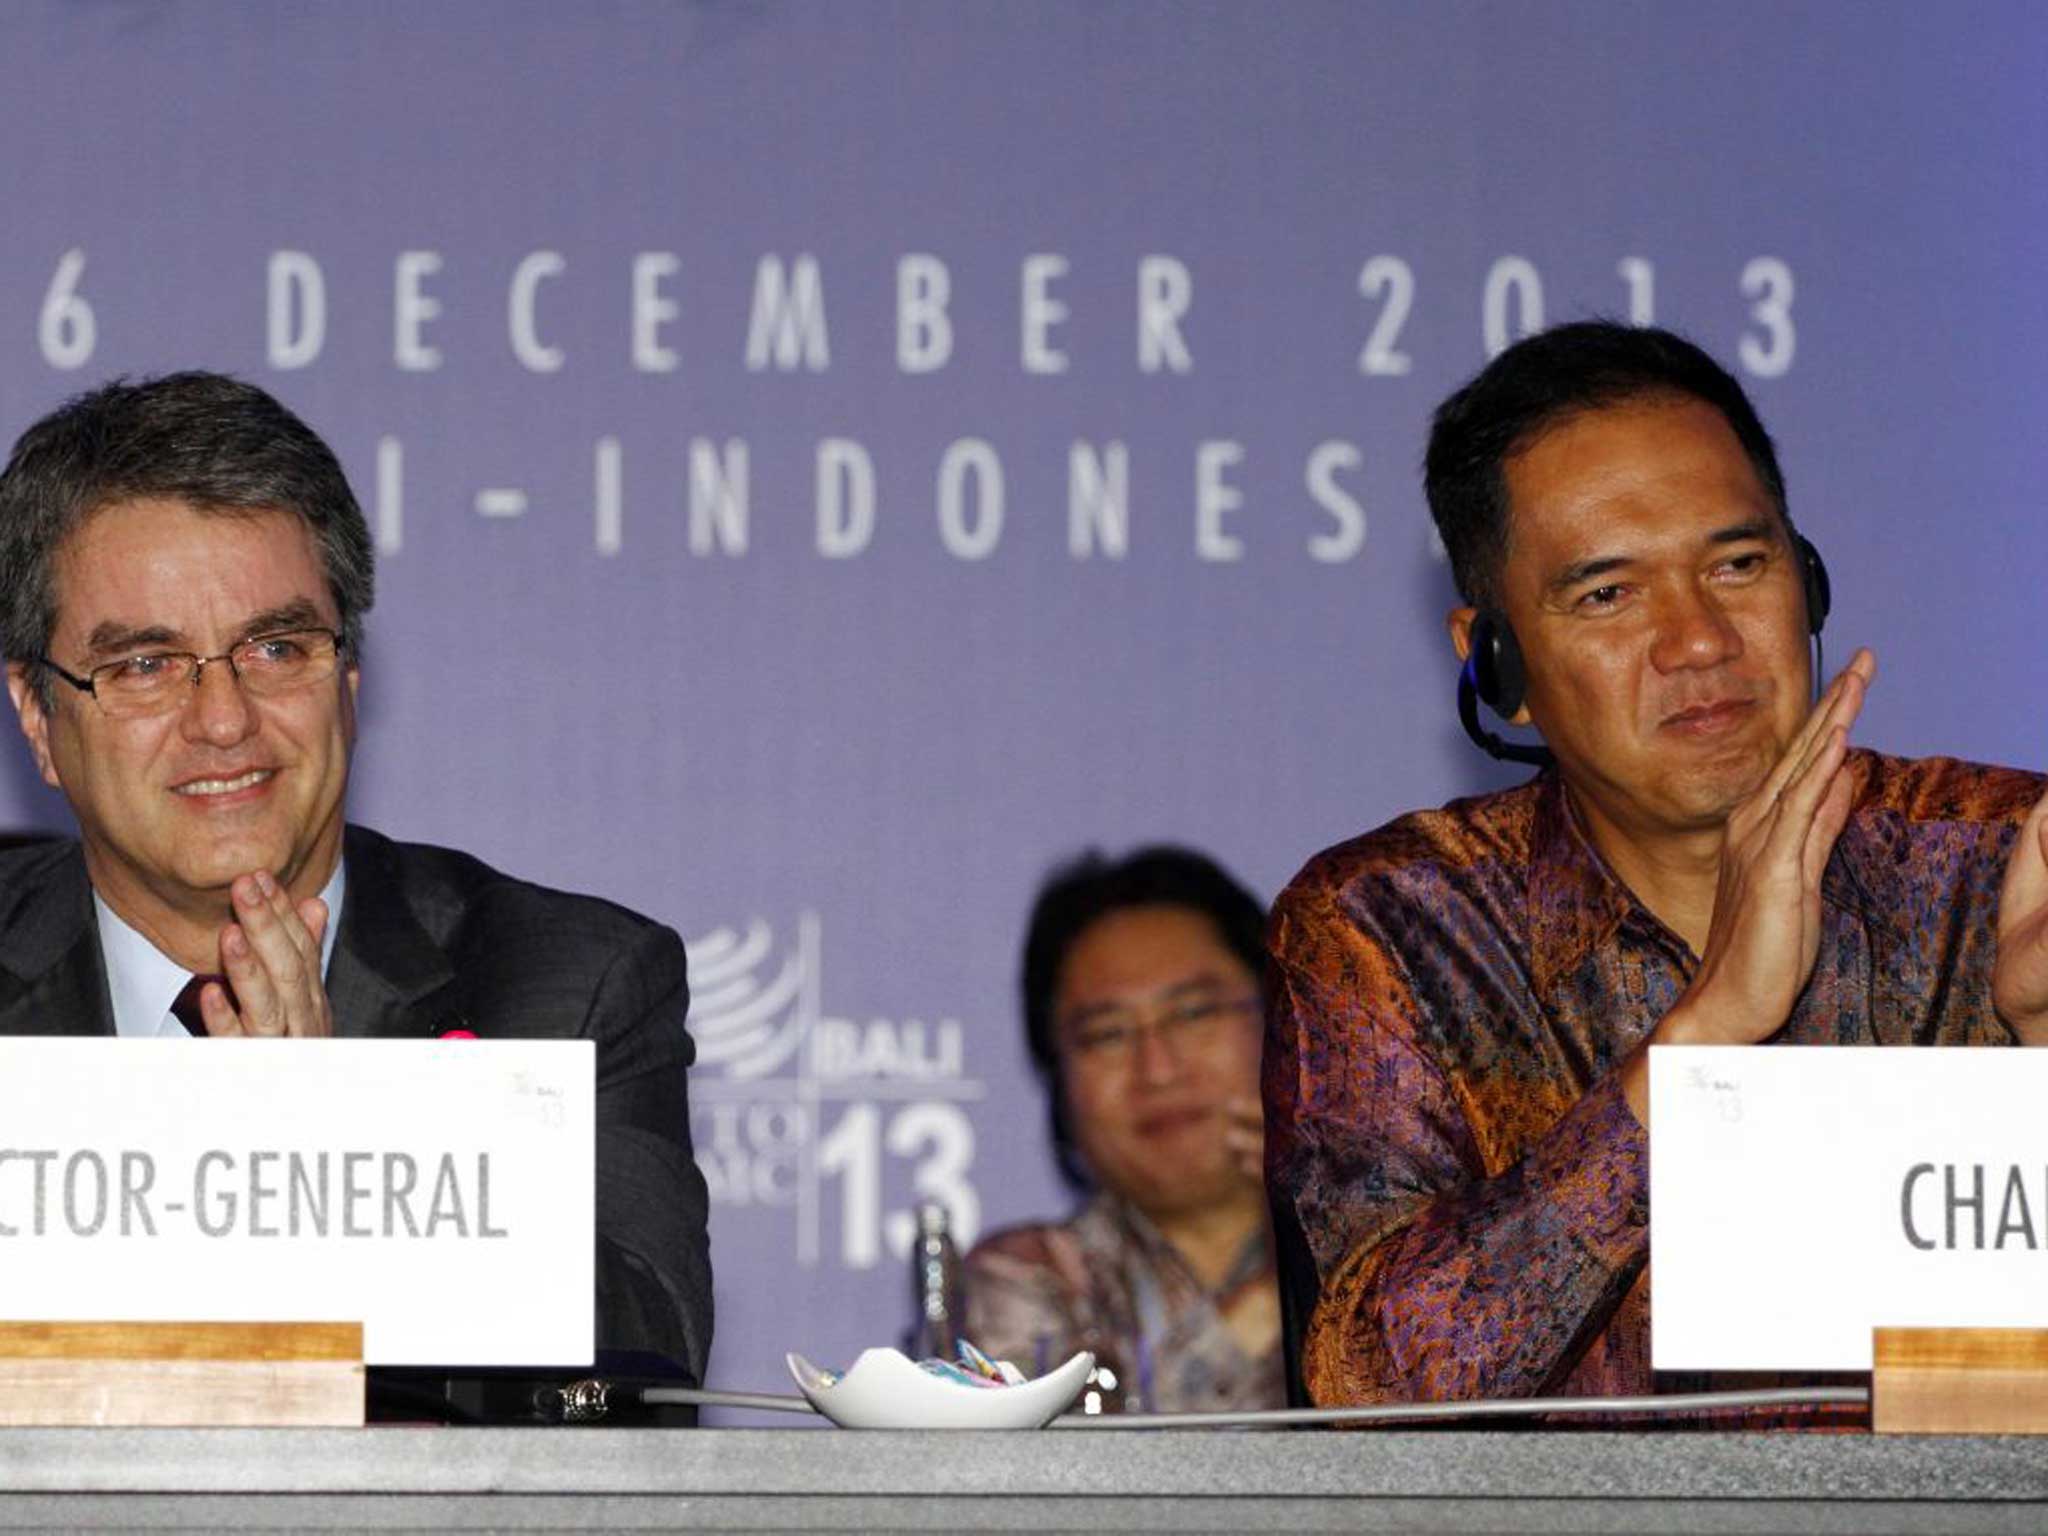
0, 373, 374, 702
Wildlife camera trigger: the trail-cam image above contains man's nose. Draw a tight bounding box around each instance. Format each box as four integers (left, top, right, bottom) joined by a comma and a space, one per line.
178, 657, 258, 746
1650, 585, 1743, 672
1130, 1021, 1184, 1086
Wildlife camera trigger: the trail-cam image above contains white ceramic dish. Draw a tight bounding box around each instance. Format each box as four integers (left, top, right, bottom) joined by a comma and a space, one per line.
785, 1346, 1094, 1429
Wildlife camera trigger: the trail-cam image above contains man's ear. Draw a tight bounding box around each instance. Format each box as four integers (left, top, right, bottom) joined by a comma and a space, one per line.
5, 662, 63, 790
1447, 606, 1476, 664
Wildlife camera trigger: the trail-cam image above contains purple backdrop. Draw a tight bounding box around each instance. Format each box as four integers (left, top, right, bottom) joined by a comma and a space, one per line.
2, 1, 2044, 1411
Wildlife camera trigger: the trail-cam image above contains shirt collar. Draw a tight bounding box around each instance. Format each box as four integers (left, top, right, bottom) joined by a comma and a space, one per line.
96, 861, 347, 1039
1814, 749, 1899, 917
1524, 751, 1896, 1003
1525, 772, 1638, 1002
1091, 1190, 1274, 1299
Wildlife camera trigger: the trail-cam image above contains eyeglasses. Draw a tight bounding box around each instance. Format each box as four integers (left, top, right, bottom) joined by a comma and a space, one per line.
1061, 994, 1260, 1065
39, 628, 347, 719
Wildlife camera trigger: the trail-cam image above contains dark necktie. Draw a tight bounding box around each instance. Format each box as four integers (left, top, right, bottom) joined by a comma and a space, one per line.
169, 975, 234, 1036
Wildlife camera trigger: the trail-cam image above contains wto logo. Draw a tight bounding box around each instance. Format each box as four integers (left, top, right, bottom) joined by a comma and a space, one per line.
688, 913, 982, 1268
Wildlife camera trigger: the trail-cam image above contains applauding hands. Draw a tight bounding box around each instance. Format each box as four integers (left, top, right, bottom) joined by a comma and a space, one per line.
187, 870, 335, 1038
1621, 648, 1875, 1119
1667, 648, 1875, 1047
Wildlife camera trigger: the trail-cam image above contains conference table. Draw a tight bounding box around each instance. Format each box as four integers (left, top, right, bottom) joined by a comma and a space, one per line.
0, 1425, 2043, 1531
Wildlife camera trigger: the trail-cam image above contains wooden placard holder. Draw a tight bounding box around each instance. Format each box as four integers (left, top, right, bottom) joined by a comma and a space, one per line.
0, 1321, 364, 1426
1874, 1327, 2048, 1434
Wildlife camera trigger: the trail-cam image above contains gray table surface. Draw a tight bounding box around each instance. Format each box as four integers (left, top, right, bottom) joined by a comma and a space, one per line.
0, 1426, 2043, 1533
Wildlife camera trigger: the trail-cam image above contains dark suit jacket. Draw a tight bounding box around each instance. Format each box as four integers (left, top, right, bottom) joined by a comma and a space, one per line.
0, 824, 713, 1385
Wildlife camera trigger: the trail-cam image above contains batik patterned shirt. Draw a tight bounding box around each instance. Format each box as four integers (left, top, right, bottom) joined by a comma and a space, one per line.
963, 1192, 1286, 1412
1264, 750, 2039, 1414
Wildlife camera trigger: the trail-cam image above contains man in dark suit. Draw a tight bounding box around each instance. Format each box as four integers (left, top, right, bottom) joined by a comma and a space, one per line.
0, 373, 711, 1388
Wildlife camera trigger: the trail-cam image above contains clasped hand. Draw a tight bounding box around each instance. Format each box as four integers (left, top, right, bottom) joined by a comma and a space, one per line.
189, 869, 334, 1038
1993, 773, 2048, 1046
1663, 648, 1875, 1049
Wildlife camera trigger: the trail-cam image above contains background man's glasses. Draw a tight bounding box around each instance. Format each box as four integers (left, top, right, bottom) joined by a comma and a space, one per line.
39, 628, 347, 719
1062, 995, 1259, 1065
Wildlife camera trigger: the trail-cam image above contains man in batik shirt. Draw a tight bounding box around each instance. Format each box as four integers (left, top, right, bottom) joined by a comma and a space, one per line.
1264, 321, 2048, 1415
967, 847, 1284, 1412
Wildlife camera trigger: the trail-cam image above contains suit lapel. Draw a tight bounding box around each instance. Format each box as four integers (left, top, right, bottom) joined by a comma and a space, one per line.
0, 842, 114, 1037
327, 825, 465, 1039
0, 829, 466, 1040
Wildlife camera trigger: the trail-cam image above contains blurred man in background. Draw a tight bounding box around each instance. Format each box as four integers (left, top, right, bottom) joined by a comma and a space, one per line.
965, 847, 1283, 1412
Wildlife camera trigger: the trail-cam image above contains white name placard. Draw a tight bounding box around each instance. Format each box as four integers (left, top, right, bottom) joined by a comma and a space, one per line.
0, 1039, 593, 1366
1651, 1045, 2048, 1371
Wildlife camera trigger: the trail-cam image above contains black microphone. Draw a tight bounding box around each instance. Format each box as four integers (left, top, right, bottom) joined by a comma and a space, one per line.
1457, 665, 1554, 768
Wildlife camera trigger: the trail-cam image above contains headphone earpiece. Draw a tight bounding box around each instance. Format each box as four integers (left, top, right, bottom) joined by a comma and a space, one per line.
1458, 610, 1549, 766
1795, 534, 1830, 637
1466, 608, 1527, 719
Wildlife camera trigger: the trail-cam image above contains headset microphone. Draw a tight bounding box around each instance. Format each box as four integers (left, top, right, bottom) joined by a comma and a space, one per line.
1456, 604, 1554, 766
1457, 655, 1555, 767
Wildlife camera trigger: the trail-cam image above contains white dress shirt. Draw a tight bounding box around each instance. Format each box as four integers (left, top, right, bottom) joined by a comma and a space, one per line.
96, 862, 347, 1038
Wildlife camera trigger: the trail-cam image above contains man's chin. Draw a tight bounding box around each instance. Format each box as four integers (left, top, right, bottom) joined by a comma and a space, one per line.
1658, 742, 1780, 824
1126, 1166, 1245, 1222
170, 842, 293, 900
